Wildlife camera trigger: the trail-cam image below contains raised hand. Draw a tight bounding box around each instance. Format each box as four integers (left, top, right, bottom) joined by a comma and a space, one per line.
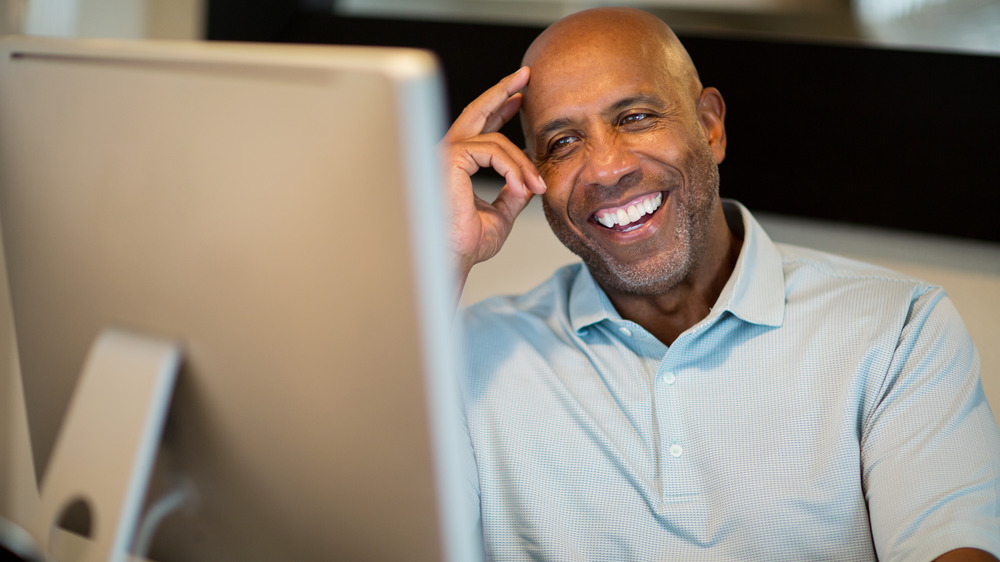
440, 66, 547, 295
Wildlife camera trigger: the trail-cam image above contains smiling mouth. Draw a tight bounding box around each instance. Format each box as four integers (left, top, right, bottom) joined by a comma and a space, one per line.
593, 192, 664, 232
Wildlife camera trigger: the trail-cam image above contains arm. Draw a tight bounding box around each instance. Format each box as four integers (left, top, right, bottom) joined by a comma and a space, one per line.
862, 288, 1000, 560
440, 67, 547, 300
935, 549, 998, 561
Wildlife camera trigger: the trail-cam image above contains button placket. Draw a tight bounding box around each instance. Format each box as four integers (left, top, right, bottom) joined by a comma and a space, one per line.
655, 364, 684, 463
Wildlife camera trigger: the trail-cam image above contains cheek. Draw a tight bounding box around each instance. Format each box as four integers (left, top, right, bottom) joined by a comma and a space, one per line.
541, 184, 590, 234
639, 133, 689, 163
537, 157, 570, 185
540, 189, 570, 222
538, 165, 576, 212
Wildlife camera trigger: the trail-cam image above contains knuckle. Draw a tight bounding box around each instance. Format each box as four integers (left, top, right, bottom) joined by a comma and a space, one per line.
480, 132, 507, 145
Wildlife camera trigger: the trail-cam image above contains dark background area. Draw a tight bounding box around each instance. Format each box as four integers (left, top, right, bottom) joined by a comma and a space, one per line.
206, 1, 1000, 242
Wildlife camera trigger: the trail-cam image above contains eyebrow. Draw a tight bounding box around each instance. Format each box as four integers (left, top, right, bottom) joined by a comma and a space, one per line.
604, 94, 669, 118
533, 94, 670, 146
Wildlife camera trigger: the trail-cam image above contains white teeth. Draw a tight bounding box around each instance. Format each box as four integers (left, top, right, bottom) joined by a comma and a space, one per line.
595, 193, 664, 229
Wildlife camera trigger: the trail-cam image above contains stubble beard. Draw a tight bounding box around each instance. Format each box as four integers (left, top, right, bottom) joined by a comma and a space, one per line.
544, 147, 721, 297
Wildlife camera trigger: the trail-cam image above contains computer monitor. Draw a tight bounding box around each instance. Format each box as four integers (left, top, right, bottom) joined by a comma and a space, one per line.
0, 37, 477, 561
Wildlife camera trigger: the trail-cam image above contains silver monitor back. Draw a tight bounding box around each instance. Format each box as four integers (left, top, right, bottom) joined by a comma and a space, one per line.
0, 37, 474, 561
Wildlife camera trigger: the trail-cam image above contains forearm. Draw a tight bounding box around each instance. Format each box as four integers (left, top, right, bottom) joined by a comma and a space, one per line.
934, 548, 999, 561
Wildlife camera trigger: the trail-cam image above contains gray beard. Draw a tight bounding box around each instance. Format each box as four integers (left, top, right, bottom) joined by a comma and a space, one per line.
543, 151, 720, 297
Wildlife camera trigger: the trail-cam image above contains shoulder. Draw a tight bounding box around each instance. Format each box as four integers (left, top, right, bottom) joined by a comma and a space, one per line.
769, 243, 966, 361
458, 263, 587, 386
461, 263, 582, 332
775, 242, 942, 307
777, 242, 928, 286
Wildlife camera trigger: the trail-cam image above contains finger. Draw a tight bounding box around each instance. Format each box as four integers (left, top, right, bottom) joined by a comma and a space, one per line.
489, 181, 536, 228
445, 66, 530, 141
450, 141, 530, 197
480, 92, 522, 135
476, 132, 545, 195
448, 134, 545, 196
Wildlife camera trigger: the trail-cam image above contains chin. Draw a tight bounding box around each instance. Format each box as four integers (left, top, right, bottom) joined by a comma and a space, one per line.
584, 251, 693, 296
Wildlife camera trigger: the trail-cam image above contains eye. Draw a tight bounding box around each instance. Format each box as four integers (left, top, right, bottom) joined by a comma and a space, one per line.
620, 113, 652, 126
549, 135, 580, 154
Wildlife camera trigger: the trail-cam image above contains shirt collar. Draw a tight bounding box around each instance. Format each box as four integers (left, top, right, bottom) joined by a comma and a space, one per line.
568, 264, 619, 333
567, 199, 785, 332
715, 200, 785, 327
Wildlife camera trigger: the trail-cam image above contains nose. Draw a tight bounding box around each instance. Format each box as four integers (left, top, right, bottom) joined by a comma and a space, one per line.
579, 134, 639, 187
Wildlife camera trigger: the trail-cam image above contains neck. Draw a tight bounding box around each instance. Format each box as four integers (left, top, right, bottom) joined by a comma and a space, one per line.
603, 206, 742, 346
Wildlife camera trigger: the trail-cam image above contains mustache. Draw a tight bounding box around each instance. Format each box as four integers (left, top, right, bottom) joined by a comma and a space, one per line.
582, 169, 679, 205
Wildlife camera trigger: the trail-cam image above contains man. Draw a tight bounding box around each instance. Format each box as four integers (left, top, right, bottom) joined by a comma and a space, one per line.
443, 7, 1000, 560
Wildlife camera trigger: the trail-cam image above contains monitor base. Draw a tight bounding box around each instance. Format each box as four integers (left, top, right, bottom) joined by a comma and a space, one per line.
34, 329, 179, 562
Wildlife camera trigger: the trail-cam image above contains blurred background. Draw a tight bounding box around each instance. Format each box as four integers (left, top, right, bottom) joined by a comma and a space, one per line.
4, 0, 1000, 53
3, 0, 999, 531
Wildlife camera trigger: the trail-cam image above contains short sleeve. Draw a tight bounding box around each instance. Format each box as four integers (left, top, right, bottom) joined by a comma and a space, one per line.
861, 287, 1000, 560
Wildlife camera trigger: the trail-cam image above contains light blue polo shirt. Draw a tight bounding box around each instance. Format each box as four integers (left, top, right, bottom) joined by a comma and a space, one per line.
460, 201, 1000, 561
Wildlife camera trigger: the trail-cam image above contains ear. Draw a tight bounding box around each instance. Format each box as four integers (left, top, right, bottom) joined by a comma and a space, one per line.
697, 87, 727, 164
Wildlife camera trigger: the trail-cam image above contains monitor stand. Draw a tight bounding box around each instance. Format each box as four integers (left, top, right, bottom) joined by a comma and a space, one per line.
33, 328, 180, 562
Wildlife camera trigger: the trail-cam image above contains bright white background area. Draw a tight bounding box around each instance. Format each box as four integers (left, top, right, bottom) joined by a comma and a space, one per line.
1, 0, 202, 39
336, 0, 1000, 54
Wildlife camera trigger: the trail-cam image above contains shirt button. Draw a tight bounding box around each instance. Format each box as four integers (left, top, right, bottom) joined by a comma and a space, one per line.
662, 372, 676, 385
670, 443, 683, 457
619, 326, 632, 337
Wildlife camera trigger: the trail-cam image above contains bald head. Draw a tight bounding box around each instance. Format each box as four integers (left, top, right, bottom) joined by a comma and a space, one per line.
519, 8, 705, 155
523, 7, 699, 87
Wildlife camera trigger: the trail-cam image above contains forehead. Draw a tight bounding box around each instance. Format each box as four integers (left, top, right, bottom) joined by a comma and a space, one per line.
522, 39, 680, 134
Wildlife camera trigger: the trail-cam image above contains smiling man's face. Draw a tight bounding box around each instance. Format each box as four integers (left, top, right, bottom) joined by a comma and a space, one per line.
521, 9, 728, 297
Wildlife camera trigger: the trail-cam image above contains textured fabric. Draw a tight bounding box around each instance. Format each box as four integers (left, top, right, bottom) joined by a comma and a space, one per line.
460, 200, 1000, 561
